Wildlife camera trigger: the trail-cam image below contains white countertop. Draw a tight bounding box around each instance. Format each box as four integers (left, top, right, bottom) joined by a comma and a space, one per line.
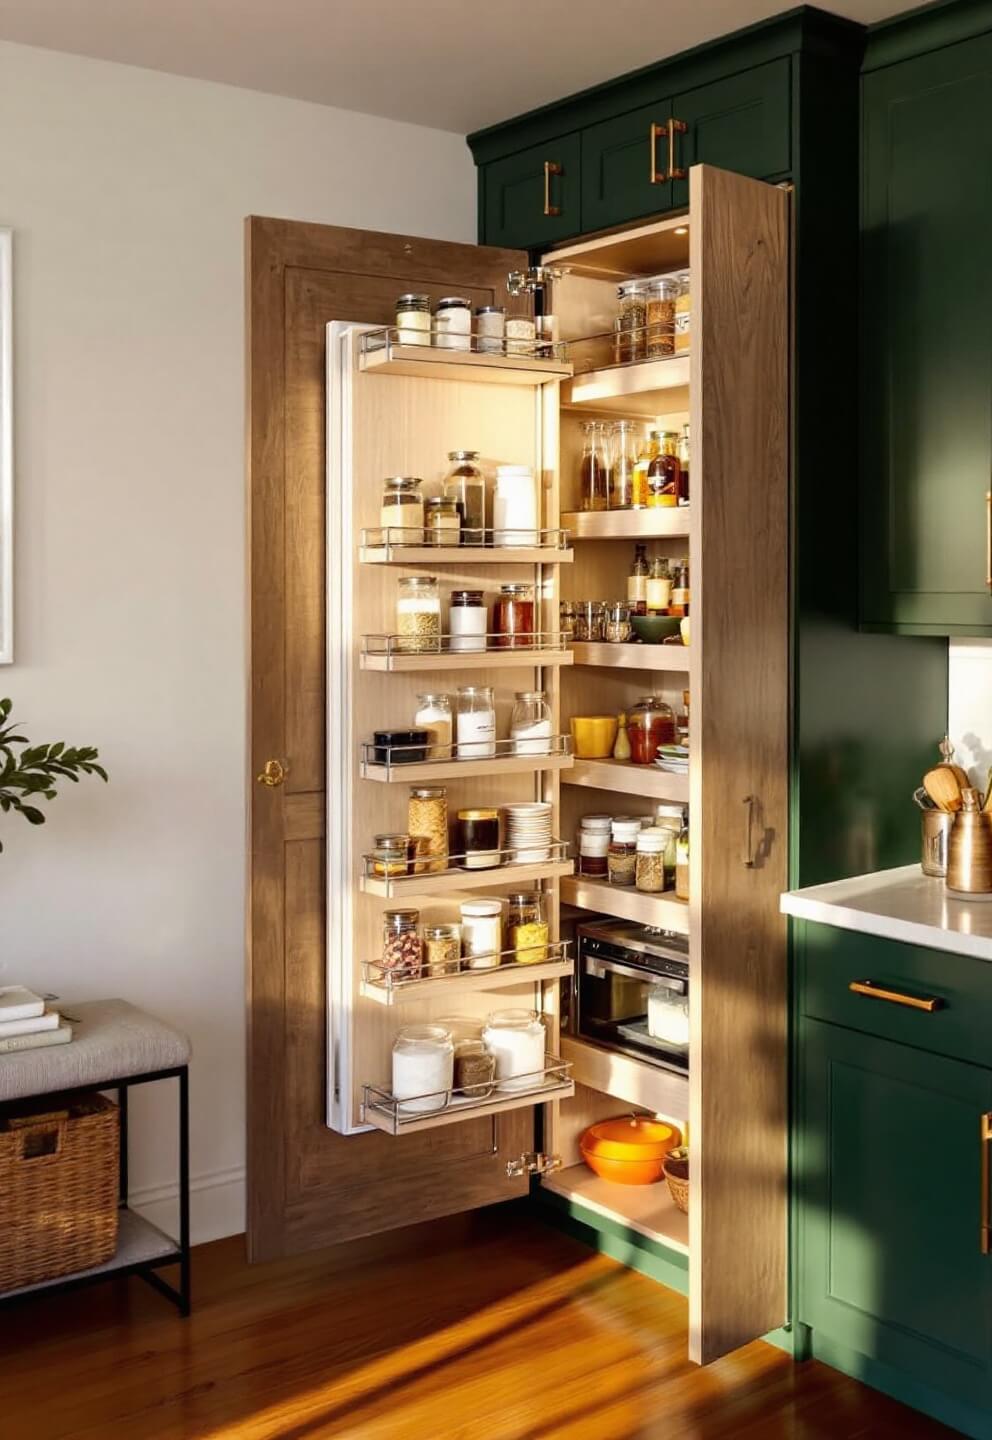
780, 865, 992, 962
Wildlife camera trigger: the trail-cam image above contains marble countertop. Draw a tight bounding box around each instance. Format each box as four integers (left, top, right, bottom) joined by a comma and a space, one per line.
780, 864, 992, 962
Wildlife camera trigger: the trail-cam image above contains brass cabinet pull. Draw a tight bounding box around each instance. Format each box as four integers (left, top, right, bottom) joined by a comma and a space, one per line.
742, 795, 756, 868
668, 119, 688, 181
649, 122, 668, 184
986, 492, 990, 591
543, 161, 562, 217
848, 979, 944, 1012
981, 1114, 992, 1255
257, 758, 287, 788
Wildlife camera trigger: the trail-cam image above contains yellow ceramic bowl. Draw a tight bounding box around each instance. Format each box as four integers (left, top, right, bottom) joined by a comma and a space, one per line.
570, 715, 618, 759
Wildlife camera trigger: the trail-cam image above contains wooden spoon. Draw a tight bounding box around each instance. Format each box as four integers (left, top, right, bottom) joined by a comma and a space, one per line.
923, 765, 964, 813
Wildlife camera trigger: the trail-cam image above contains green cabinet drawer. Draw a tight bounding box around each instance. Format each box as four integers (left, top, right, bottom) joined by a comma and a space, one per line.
799, 1018, 992, 1409
670, 59, 791, 208
581, 100, 674, 235
800, 922, 992, 1069
482, 134, 581, 251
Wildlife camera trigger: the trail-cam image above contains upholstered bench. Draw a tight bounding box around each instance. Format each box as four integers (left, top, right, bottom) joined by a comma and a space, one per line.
0, 999, 191, 1313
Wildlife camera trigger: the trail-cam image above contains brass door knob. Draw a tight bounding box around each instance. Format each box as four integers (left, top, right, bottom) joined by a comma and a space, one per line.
257, 759, 287, 787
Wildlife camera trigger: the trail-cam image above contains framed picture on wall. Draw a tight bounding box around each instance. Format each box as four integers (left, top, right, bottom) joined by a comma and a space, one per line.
0, 227, 10, 664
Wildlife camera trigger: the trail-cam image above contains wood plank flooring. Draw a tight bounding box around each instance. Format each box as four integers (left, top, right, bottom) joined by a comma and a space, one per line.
0, 1205, 957, 1440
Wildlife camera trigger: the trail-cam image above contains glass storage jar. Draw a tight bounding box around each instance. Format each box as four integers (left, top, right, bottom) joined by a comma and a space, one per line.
381, 909, 422, 977
413, 693, 452, 759
443, 451, 486, 545
647, 433, 680, 508
632, 433, 658, 510
453, 1039, 496, 1097
482, 1008, 546, 1091
579, 421, 609, 513
609, 420, 639, 510
674, 273, 691, 354
608, 819, 641, 887
635, 828, 667, 892
423, 924, 461, 978
647, 984, 689, 1047
434, 296, 471, 350
396, 574, 441, 654
646, 277, 678, 357
424, 495, 461, 547
372, 833, 413, 877
505, 314, 537, 356
559, 599, 576, 640
392, 1023, 453, 1114
395, 294, 431, 346
574, 600, 605, 642
646, 558, 672, 613
492, 583, 536, 649
654, 803, 686, 885
455, 808, 501, 869
616, 281, 648, 363
448, 590, 487, 654
456, 685, 496, 758
605, 601, 632, 644
629, 695, 675, 765
475, 305, 505, 355
459, 898, 503, 968
510, 690, 553, 755
506, 892, 548, 965
380, 477, 424, 543
407, 785, 448, 874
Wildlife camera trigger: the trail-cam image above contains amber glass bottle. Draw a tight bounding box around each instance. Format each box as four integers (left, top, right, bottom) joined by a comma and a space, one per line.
646, 431, 681, 508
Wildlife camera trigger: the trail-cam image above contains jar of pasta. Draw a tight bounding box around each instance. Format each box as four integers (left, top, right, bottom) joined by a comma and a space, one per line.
407, 786, 448, 874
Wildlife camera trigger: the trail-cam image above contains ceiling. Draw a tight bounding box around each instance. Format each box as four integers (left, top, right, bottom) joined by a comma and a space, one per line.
0, 0, 917, 134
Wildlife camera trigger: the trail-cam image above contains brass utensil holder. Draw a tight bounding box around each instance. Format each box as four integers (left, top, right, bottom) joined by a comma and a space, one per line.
945, 789, 992, 894
921, 809, 954, 878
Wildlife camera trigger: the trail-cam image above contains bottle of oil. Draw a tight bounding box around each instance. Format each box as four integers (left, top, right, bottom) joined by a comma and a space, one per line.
627, 544, 649, 615
678, 424, 690, 507
647, 430, 681, 507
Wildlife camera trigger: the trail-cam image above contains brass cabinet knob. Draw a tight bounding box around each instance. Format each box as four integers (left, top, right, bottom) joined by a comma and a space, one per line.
257, 759, 287, 788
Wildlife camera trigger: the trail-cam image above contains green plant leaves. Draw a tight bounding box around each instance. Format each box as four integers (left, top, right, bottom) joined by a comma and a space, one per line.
0, 701, 108, 853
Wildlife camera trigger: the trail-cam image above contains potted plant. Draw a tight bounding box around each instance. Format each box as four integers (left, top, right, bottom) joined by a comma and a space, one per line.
0, 698, 107, 851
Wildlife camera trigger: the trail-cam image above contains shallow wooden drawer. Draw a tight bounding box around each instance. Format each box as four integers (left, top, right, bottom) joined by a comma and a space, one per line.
799, 921, 992, 1068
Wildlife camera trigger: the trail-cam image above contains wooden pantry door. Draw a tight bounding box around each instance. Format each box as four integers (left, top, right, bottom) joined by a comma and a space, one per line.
246, 217, 534, 1262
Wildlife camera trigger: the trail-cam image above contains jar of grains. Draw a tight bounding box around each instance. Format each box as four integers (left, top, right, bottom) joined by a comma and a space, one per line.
424, 495, 461, 547
381, 909, 422, 977
475, 306, 505, 355
482, 1009, 546, 1091
413, 693, 452, 759
407, 785, 448, 874
506, 892, 549, 965
505, 314, 537, 356
396, 575, 441, 654
459, 898, 503, 968
605, 601, 632, 643
646, 277, 678, 357
392, 1024, 453, 1114
372, 833, 413, 878
434, 296, 472, 350
448, 590, 487, 653
453, 1040, 496, 1098
456, 685, 496, 758
380, 477, 424, 544
608, 819, 641, 887
674, 274, 691, 355
395, 294, 431, 346
423, 923, 461, 978
635, 828, 667, 892
492, 583, 536, 649
510, 690, 553, 755
617, 281, 648, 363
443, 451, 486, 545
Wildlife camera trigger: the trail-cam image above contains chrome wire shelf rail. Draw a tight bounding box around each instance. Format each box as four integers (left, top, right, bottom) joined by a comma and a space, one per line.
359, 524, 572, 555
361, 732, 572, 775
359, 324, 569, 364
361, 839, 570, 881
362, 1054, 574, 1133
360, 630, 570, 661
362, 940, 572, 995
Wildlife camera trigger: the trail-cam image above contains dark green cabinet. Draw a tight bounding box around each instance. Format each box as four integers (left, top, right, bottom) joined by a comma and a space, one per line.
580, 101, 673, 235
800, 1015, 992, 1413
481, 134, 581, 251
861, 32, 992, 635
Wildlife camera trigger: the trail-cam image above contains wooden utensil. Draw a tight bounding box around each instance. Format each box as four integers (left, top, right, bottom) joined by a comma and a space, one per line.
937, 737, 970, 791
923, 765, 964, 812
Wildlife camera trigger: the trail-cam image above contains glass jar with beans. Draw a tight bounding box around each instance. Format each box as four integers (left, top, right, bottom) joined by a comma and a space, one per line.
381, 909, 422, 977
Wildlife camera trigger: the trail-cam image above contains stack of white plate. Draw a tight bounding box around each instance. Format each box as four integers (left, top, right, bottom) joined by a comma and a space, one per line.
503, 802, 553, 863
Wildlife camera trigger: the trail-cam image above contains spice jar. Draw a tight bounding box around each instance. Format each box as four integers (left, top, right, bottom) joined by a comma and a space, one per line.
646, 277, 678, 357
454, 1040, 496, 1098
392, 1024, 453, 1114
475, 306, 505, 355
395, 294, 431, 346
605, 601, 632, 644
396, 574, 441, 654
675, 820, 690, 900
455, 808, 501, 869
505, 314, 537, 356
629, 695, 676, 765
460, 898, 503, 968
380, 477, 424, 543
372, 833, 413, 877
608, 819, 641, 887
423, 923, 461, 977
482, 1008, 546, 1091
447, 590, 487, 655
559, 600, 576, 640
510, 690, 553, 755
413, 693, 452, 759
579, 421, 609, 513
632, 432, 658, 510
407, 785, 448, 874
635, 828, 667, 892
424, 496, 461, 548
456, 685, 496, 757
670, 559, 690, 617
579, 825, 610, 878
609, 420, 639, 510
434, 296, 471, 350
647, 558, 672, 614
575, 600, 605, 642
381, 910, 422, 976
443, 451, 486, 545
654, 803, 686, 886
493, 465, 538, 545
492, 583, 536, 649
674, 273, 691, 355
616, 281, 647, 363
507, 892, 549, 965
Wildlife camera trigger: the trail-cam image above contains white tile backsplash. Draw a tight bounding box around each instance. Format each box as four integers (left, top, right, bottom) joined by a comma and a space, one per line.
948, 640, 992, 792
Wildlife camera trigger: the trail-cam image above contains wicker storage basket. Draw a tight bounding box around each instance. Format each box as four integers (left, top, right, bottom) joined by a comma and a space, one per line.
0, 1092, 119, 1292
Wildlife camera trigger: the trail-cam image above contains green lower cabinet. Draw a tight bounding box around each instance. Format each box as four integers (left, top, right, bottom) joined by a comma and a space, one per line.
670, 58, 792, 208
481, 134, 581, 251
800, 1015, 992, 1428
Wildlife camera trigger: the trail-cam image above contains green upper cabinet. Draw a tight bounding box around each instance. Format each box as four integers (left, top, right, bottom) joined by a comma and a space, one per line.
669, 59, 792, 208
581, 100, 674, 235
481, 134, 581, 251
861, 33, 992, 635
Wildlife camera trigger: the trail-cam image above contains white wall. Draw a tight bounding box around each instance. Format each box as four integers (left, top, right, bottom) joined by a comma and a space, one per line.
0, 40, 475, 1241
949, 642, 992, 793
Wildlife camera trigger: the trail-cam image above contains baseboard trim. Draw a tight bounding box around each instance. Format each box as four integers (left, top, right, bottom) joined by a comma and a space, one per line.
129, 1165, 245, 1246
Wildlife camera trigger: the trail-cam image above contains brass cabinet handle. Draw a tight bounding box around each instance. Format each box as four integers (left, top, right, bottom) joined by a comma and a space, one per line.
543, 161, 562, 217
848, 979, 944, 1012
650, 122, 668, 184
668, 119, 688, 181
986, 492, 990, 591
257, 758, 287, 787
742, 795, 756, 868
981, 1114, 992, 1255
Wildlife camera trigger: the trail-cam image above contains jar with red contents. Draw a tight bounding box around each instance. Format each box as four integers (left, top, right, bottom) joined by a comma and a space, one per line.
628, 694, 676, 765
492, 583, 536, 649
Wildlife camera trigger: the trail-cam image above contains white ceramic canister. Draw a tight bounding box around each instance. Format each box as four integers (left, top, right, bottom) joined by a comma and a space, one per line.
460, 899, 503, 969
493, 465, 539, 546
482, 1008, 546, 1091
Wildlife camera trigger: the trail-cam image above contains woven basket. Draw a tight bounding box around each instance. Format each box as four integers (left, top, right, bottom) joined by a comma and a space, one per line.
664, 1165, 689, 1216
0, 1092, 119, 1292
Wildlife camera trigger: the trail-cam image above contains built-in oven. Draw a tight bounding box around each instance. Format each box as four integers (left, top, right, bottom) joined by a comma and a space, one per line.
573, 919, 689, 1073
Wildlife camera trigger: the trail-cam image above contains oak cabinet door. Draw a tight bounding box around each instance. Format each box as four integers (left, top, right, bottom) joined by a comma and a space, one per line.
483, 134, 581, 250
670, 60, 791, 209
861, 35, 992, 634
800, 1017, 992, 1408
580, 100, 674, 234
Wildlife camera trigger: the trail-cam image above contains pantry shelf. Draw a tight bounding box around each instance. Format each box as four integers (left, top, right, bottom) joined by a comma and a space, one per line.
359, 543, 574, 566
559, 510, 689, 541
564, 354, 690, 411
542, 1163, 689, 1255
360, 637, 574, 673
561, 1035, 689, 1118
361, 856, 575, 900
358, 328, 572, 386
361, 750, 574, 783
560, 875, 689, 934
361, 949, 573, 1006
565, 758, 689, 803
362, 1057, 575, 1135
571, 641, 689, 673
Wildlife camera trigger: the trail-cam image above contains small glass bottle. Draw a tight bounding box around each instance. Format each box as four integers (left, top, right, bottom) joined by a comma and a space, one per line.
647, 432, 681, 508
380, 477, 424, 543
670, 559, 691, 617
443, 451, 486, 545
448, 590, 487, 653
627, 543, 649, 615
678, 424, 690, 507
646, 557, 672, 614
396, 575, 440, 654
510, 691, 553, 755
456, 685, 496, 758
579, 422, 609, 512
424, 495, 461, 547
609, 420, 638, 510
608, 818, 641, 887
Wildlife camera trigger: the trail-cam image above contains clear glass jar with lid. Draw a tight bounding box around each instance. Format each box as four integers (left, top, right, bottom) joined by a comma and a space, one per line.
609, 420, 639, 510
391, 1023, 453, 1113
435, 296, 471, 350
510, 690, 553, 755
424, 495, 461, 547
647, 557, 672, 613
646, 277, 678, 357
575, 600, 605, 642
423, 923, 461, 977
413, 692, 452, 758
443, 451, 486, 545
616, 281, 648, 363
455, 685, 496, 758
380, 477, 424, 543
459, 899, 503, 968
395, 294, 431, 346
608, 818, 641, 887
654, 803, 686, 885
407, 785, 448, 874
381, 909, 422, 976
635, 828, 667, 893
475, 306, 506, 355
482, 1008, 546, 1091
629, 694, 675, 765
579, 421, 609, 513
605, 601, 632, 644
396, 574, 441, 654
506, 892, 548, 964
492, 583, 536, 649
448, 590, 487, 654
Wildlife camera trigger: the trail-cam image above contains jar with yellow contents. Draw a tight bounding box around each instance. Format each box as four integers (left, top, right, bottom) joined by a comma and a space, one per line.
507, 891, 549, 965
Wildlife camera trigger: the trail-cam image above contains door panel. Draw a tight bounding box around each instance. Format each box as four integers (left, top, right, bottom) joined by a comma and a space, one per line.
861, 36, 992, 633
800, 1018, 992, 1406
671, 61, 791, 209
581, 101, 674, 234
483, 135, 581, 250
247, 218, 533, 1261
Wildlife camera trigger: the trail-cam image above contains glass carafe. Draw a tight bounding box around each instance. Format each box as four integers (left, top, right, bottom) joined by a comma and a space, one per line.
579, 421, 609, 512
609, 420, 638, 510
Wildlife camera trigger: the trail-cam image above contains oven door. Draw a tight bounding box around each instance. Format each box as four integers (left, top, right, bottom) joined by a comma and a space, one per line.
576, 950, 688, 1072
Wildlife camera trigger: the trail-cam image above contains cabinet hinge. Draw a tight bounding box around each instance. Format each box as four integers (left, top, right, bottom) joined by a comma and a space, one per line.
507, 1151, 562, 1178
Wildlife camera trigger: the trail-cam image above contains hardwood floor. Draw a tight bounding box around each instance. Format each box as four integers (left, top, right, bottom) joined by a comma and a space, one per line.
0, 1205, 957, 1440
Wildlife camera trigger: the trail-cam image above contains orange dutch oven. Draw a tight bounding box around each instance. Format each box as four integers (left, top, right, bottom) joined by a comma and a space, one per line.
579, 1115, 682, 1186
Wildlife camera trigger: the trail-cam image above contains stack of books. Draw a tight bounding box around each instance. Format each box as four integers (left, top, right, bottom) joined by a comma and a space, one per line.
0, 988, 72, 1054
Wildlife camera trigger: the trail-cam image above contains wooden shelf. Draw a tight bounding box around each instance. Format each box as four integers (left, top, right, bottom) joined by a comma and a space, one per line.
359, 341, 572, 386
548, 213, 690, 281
361, 956, 573, 1006
561, 1036, 689, 1117
565, 355, 690, 411
362, 751, 574, 783
565, 758, 688, 803
571, 641, 689, 672
559, 510, 688, 541
543, 1162, 689, 1254
361, 647, 574, 673
560, 875, 689, 934
363, 1068, 575, 1135
362, 857, 574, 899
360, 544, 574, 566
